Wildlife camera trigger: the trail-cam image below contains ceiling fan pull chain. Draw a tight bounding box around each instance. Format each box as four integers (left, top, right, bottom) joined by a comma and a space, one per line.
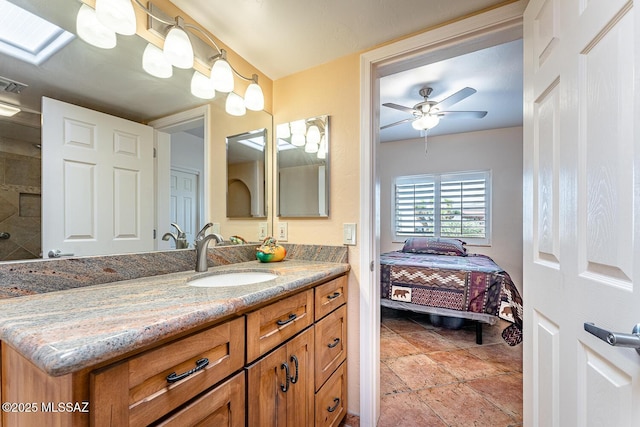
424, 133, 429, 155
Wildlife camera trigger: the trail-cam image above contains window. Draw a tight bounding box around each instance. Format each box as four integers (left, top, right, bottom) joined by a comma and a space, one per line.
394, 170, 491, 244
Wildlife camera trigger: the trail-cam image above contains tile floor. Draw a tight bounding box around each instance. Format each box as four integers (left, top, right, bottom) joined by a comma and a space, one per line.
378, 307, 523, 427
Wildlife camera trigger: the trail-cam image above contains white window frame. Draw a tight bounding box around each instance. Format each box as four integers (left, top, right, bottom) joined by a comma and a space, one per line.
393, 170, 492, 245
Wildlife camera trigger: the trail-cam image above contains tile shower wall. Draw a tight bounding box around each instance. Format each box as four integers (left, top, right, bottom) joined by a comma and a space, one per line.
0, 133, 42, 261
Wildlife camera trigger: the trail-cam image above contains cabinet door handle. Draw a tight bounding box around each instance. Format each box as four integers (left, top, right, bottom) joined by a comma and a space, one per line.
276, 313, 297, 326
289, 355, 299, 384
327, 291, 341, 300
280, 362, 290, 392
327, 397, 340, 413
328, 337, 340, 349
166, 357, 209, 384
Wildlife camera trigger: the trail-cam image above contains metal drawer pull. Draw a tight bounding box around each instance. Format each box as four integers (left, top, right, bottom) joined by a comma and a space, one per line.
328, 338, 340, 348
327, 292, 341, 300
166, 358, 209, 383
584, 323, 640, 355
276, 313, 297, 326
280, 362, 290, 392
327, 397, 340, 413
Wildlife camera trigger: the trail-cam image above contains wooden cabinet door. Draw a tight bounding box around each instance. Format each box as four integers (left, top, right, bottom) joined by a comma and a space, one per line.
246, 327, 314, 427
285, 328, 314, 427
246, 345, 288, 427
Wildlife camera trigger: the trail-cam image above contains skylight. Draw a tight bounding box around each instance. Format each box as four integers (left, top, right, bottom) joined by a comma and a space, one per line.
0, 0, 74, 65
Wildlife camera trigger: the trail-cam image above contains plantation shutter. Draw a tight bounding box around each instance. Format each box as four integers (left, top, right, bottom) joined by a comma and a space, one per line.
440, 173, 487, 238
394, 178, 435, 236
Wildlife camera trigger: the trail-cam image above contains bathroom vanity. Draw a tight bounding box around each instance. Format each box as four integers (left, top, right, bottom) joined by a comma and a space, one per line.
0, 255, 349, 427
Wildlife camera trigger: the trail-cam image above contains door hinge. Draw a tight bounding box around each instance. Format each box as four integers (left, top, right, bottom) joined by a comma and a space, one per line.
153, 148, 157, 158
370, 261, 375, 272
153, 229, 156, 239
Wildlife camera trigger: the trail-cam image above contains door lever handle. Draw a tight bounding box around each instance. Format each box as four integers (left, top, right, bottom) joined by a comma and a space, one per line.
584, 322, 640, 354
48, 250, 75, 258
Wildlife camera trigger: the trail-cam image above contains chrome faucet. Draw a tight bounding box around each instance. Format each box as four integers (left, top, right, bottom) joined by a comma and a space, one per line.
162, 223, 189, 249
195, 223, 223, 272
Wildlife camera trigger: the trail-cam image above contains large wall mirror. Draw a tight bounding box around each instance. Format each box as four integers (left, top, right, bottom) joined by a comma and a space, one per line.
276, 115, 329, 217
226, 129, 267, 218
0, 0, 272, 261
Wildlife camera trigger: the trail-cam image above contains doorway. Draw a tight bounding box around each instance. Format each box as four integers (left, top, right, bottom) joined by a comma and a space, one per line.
358, 4, 526, 425
149, 105, 210, 251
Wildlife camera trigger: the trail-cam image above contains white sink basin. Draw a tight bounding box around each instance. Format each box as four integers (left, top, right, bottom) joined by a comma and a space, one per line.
188, 271, 277, 288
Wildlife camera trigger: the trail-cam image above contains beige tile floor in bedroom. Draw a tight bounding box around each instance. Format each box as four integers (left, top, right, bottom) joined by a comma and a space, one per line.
377, 307, 523, 427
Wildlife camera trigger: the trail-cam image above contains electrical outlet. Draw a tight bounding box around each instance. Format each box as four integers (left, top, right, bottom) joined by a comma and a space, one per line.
277, 222, 288, 241
258, 222, 268, 240
211, 223, 221, 234
343, 223, 357, 245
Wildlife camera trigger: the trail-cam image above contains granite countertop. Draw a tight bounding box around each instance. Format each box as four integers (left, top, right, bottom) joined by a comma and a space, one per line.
0, 259, 349, 377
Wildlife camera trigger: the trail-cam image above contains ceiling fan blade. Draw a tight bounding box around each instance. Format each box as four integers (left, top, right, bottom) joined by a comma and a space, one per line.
380, 117, 415, 130
438, 110, 487, 119
382, 102, 418, 115
434, 87, 477, 110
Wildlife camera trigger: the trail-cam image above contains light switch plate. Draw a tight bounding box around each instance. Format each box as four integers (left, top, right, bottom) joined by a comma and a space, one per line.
258, 222, 268, 240
277, 222, 288, 241
343, 223, 357, 245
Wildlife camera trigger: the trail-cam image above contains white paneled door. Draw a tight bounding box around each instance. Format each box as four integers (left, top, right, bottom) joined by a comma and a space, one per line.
169, 168, 199, 246
523, 0, 640, 426
42, 97, 154, 257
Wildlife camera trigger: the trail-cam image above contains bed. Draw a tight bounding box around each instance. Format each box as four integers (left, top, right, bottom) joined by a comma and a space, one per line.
380, 238, 523, 346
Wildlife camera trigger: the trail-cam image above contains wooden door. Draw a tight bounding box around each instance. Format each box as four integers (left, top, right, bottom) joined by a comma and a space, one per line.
523, 0, 640, 425
41, 97, 154, 257
246, 345, 288, 427
285, 328, 314, 427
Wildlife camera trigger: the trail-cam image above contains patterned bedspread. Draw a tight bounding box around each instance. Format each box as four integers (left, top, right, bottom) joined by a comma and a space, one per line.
380, 251, 523, 345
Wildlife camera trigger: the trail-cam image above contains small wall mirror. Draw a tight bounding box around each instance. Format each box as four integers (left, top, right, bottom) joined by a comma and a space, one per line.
226, 128, 268, 218
276, 115, 329, 217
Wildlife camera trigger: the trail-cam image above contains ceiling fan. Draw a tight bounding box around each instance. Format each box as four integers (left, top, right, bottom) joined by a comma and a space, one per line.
381, 86, 487, 131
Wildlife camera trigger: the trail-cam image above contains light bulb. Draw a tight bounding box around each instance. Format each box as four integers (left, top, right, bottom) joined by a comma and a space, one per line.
244, 82, 264, 111
191, 71, 216, 99
142, 43, 172, 78
412, 114, 440, 130
291, 133, 306, 147
290, 119, 306, 135
164, 26, 194, 69
76, 4, 117, 49
225, 92, 246, 116
95, 0, 136, 35
304, 140, 319, 153
306, 125, 321, 144
276, 123, 291, 139
210, 59, 234, 93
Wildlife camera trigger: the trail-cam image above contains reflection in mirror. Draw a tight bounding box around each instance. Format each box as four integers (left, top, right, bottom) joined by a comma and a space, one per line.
0, 0, 273, 261
226, 129, 267, 218
276, 115, 329, 217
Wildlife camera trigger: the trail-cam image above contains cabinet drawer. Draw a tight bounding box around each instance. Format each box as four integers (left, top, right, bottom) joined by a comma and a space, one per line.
156, 371, 245, 427
314, 305, 347, 391
315, 361, 347, 427
315, 276, 347, 321
90, 317, 245, 427
246, 289, 314, 362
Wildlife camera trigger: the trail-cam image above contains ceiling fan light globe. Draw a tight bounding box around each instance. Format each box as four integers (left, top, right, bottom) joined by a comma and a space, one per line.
412, 114, 440, 130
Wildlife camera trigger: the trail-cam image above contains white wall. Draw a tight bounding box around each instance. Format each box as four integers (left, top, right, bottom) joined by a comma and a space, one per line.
379, 126, 523, 290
